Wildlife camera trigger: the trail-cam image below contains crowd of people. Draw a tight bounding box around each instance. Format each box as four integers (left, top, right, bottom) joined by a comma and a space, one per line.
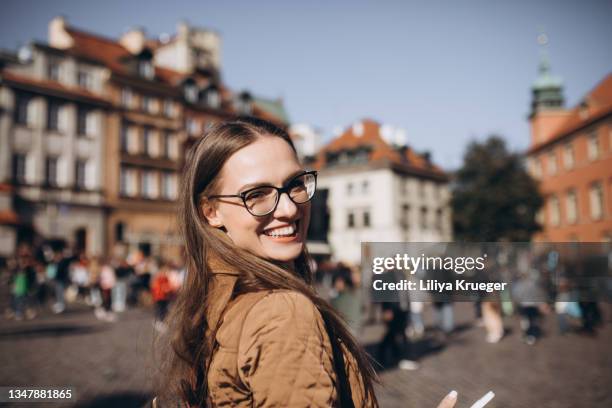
3, 243, 607, 366
3, 243, 184, 331
325, 260, 606, 373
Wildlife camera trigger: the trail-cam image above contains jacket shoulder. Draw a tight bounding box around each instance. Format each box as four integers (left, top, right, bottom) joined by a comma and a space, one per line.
216, 290, 322, 349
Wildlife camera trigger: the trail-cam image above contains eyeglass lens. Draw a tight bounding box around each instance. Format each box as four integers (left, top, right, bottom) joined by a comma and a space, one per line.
244, 173, 316, 215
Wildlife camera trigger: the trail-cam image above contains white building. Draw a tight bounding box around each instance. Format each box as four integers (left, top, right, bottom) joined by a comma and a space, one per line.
313, 119, 452, 265
290, 123, 323, 160
0, 33, 109, 255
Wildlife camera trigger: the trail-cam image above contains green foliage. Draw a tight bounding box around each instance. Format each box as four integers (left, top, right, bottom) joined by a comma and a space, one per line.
451, 136, 543, 241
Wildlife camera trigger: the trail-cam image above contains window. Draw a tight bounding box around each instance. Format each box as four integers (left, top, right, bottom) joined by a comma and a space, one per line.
207, 89, 220, 108
347, 183, 353, 196
184, 83, 198, 103
347, 211, 355, 228
75, 159, 87, 189
566, 189, 578, 224
45, 157, 58, 187
47, 60, 60, 81
119, 166, 138, 197
436, 208, 443, 232
12, 153, 27, 183
563, 143, 575, 170
401, 204, 410, 230
163, 132, 172, 158
547, 151, 557, 175
536, 208, 544, 225
163, 99, 174, 117
76, 107, 89, 136
141, 171, 158, 199
143, 128, 151, 156
127, 126, 139, 154
363, 210, 370, 228
531, 157, 542, 179
121, 88, 133, 108
419, 180, 426, 198
362, 180, 369, 194
400, 180, 408, 195
161, 172, 177, 200
142, 95, 154, 113
47, 100, 61, 131
589, 182, 604, 220
115, 222, 125, 242
420, 207, 428, 230
587, 131, 600, 161
120, 122, 129, 152
15, 94, 30, 125
549, 195, 560, 226
187, 118, 199, 135
120, 167, 128, 196
167, 133, 179, 160
77, 70, 91, 89
138, 59, 154, 79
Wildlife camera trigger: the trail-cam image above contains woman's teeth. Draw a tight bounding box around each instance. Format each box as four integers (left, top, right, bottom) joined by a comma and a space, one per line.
264, 223, 297, 237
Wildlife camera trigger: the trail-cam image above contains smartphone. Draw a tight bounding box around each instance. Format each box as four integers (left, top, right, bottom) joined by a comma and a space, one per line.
469, 391, 495, 408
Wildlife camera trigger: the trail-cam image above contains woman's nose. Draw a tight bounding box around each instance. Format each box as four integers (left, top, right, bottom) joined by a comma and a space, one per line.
274, 191, 298, 218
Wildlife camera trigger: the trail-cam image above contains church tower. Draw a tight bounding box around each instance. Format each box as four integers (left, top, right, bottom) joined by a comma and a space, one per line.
528, 33, 571, 146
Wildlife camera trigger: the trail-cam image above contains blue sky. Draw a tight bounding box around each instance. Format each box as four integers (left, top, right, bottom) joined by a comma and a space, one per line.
1, 0, 611, 169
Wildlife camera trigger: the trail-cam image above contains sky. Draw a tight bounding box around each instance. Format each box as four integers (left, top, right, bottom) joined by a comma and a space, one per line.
1, 0, 611, 169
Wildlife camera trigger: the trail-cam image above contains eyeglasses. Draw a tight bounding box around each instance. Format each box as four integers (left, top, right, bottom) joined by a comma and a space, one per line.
207, 170, 317, 217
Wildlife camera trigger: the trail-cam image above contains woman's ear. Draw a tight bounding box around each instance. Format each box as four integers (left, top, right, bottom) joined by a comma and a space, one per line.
201, 199, 224, 228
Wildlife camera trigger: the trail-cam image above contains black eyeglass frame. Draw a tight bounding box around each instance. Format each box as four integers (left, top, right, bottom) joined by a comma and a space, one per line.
207, 170, 318, 217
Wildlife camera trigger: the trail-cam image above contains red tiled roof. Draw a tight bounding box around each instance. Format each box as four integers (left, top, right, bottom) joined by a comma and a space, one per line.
61, 24, 286, 124
154, 66, 185, 85
65, 27, 132, 74
2, 71, 109, 105
313, 119, 446, 177
528, 73, 612, 153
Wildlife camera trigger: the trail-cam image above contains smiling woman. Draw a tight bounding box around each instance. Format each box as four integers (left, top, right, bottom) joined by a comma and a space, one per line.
153, 117, 379, 407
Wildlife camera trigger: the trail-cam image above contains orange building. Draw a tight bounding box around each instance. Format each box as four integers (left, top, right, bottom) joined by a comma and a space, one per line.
526, 61, 612, 242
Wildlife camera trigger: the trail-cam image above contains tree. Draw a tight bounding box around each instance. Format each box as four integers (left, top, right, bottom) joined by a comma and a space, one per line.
451, 136, 543, 241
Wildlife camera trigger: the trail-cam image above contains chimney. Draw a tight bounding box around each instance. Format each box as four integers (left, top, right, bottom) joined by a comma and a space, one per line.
48, 16, 74, 49
120, 27, 146, 54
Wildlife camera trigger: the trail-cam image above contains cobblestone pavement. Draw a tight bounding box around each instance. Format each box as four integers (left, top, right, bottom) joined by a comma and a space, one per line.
0, 302, 610, 408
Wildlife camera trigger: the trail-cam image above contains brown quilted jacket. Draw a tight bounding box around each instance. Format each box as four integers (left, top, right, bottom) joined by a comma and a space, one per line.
202, 255, 378, 407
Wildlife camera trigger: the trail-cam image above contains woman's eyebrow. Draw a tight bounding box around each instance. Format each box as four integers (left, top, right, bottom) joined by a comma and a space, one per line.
238, 169, 306, 192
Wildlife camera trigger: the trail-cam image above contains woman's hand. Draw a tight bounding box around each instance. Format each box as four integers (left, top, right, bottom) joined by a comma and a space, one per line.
435, 390, 458, 408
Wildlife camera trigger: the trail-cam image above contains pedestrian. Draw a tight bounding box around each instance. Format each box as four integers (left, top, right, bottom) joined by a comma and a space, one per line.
112, 258, 133, 312
330, 263, 363, 336
9, 255, 31, 320
52, 248, 74, 314
69, 252, 90, 302
151, 264, 174, 332
512, 270, 547, 345
96, 259, 116, 322
482, 301, 504, 343
378, 300, 419, 371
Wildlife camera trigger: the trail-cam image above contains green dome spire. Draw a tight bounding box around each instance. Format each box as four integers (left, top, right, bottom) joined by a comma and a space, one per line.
530, 33, 565, 116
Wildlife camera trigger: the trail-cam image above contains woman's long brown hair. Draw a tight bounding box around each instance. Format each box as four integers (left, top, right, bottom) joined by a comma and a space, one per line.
155, 116, 379, 406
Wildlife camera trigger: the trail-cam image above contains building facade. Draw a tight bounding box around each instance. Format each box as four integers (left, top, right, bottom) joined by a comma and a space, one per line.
526, 60, 612, 242
0, 17, 289, 261
0, 38, 109, 255
311, 119, 452, 265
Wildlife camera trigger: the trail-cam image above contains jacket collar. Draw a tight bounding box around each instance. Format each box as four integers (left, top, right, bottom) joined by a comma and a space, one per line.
205, 251, 240, 333
207, 252, 240, 276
